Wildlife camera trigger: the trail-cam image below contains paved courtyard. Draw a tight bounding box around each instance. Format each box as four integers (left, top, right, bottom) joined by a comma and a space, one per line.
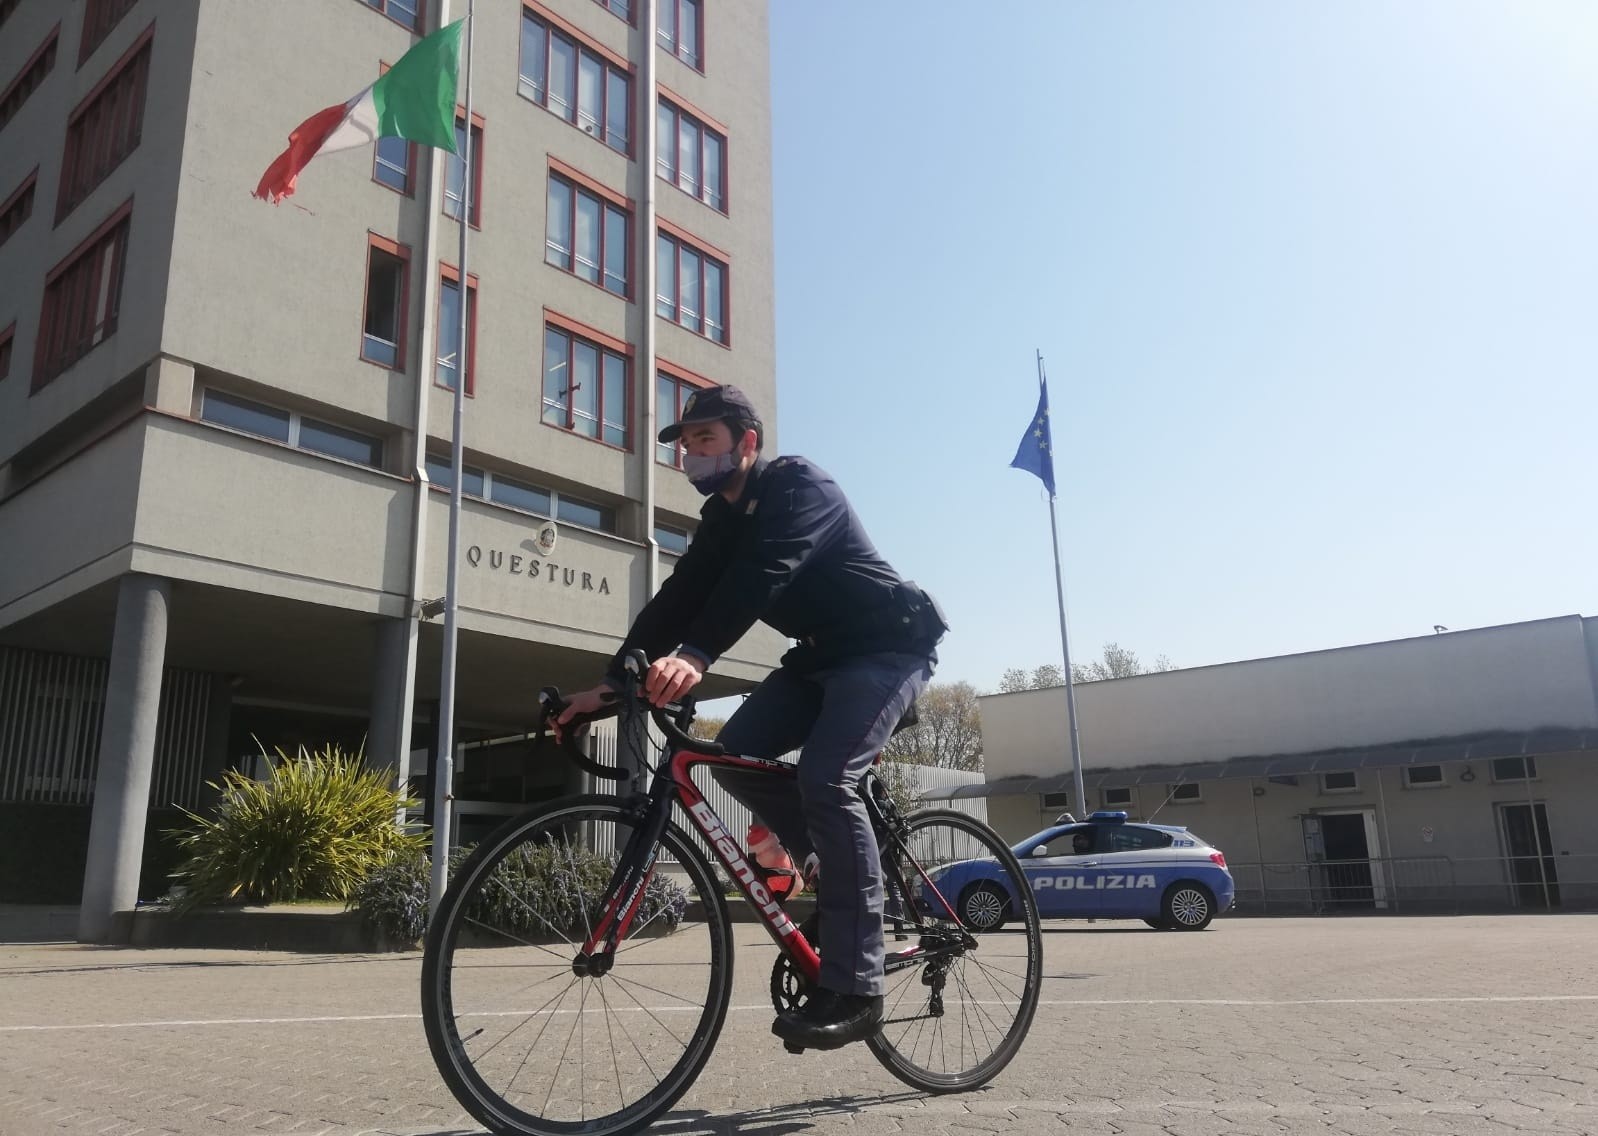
2, 915, 1596, 1135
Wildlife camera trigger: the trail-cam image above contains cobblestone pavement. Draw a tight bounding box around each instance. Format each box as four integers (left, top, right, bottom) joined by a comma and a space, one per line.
3, 915, 1597, 1135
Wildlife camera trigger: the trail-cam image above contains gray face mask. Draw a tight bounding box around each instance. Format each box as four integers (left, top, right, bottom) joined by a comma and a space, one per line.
682, 451, 740, 495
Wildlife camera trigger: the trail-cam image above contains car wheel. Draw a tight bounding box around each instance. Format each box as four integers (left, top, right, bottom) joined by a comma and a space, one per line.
1162, 882, 1216, 931
957, 882, 1009, 931
1142, 918, 1170, 930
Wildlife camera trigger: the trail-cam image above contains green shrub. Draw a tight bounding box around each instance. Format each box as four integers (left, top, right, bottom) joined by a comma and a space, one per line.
166, 744, 426, 911
350, 842, 689, 944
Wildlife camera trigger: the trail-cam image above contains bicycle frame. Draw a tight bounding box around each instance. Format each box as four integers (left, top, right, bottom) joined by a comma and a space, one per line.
576, 733, 970, 988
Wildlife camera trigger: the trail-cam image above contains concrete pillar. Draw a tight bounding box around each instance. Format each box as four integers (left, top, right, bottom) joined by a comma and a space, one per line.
367, 616, 410, 783
143, 356, 196, 414
78, 574, 171, 942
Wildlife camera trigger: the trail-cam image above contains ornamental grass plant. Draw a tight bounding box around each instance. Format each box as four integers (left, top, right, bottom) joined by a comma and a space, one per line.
166, 744, 425, 912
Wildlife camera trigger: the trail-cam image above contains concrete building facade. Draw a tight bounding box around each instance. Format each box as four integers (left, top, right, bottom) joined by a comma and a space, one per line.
938, 616, 1598, 914
0, 0, 781, 936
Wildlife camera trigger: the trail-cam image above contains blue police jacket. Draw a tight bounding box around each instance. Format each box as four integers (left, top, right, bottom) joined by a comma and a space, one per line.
607, 456, 938, 679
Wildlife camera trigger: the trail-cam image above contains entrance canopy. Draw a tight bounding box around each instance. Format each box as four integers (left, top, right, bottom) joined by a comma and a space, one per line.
922, 727, 1598, 801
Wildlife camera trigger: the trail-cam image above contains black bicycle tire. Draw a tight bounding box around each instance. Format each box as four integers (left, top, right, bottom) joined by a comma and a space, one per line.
420, 793, 735, 1136
866, 808, 1043, 1093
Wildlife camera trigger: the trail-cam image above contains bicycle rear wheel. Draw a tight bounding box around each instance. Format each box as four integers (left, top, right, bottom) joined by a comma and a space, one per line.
421, 794, 734, 1136
867, 808, 1042, 1092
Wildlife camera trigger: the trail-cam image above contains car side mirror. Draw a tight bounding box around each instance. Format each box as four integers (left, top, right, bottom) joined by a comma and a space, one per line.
1030, 845, 1048, 858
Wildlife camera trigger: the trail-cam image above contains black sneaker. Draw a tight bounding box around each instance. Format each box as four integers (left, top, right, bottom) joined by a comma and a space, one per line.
772, 989, 884, 1051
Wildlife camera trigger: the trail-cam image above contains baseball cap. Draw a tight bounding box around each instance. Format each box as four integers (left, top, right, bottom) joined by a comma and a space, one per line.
657, 384, 762, 443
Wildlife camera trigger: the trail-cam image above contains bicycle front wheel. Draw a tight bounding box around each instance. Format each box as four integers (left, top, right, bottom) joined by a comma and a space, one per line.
421, 794, 734, 1136
868, 808, 1042, 1093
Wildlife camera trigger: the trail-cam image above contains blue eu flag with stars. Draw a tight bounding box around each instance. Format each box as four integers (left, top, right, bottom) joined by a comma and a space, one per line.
1010, 383, 1055, 496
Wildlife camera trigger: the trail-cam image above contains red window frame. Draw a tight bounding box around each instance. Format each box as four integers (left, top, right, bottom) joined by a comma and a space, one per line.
361, 233, 411, 372
592, 0, 633, 24
79, 0, 138, 66
360, 0, 424, 34
56, 25, 151, 224
443, 110, 485, 229
656, 221, 730, 347
657, 0, 703, 72
545, 158, 631, 298
0, 322, 15, 383
0, 167, 37, 248
657, 91, 728, 214
0, 24, 59, 132
33, 199, 132, 392
655, 360, 714, 468
519, 4, 634, 157
437, 263, 478, 396
542, 311, 633, 451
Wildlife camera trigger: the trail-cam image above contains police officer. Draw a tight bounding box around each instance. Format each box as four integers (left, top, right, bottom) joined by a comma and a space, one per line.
558, 384, 945, 1050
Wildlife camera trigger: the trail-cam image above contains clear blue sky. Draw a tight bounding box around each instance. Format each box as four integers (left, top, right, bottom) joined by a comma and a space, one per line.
762, 1, 1598, 692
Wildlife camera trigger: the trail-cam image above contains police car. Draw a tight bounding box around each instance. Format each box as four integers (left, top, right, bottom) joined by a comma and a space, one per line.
924, 811, 1235, 931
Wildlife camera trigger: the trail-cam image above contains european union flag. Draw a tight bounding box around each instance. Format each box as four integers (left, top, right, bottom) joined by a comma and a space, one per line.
1010, 383, 1055, 495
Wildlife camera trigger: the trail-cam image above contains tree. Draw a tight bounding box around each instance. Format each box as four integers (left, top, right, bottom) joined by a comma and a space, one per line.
999, 644, 1176, 690
879, 681, 982, 771
689, 715, 726, 741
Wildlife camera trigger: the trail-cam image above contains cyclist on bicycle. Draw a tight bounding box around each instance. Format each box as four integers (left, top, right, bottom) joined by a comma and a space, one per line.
558, 383, 946, 1051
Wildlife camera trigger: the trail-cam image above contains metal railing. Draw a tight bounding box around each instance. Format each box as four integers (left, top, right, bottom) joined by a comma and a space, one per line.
1226, 853, 1598, 915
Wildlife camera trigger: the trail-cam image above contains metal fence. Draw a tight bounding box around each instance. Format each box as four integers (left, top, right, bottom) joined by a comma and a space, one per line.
1227, 853, 1598, 915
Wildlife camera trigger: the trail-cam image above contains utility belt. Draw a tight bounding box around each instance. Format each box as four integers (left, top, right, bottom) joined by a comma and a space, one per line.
796, 581, 950, 654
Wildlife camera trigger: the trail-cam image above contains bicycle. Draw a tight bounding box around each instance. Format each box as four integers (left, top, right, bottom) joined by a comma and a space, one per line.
421, 652, 1043, 1136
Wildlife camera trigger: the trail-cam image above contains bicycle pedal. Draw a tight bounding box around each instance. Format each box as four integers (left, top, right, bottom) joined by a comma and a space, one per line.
783, 1041, 806, 1055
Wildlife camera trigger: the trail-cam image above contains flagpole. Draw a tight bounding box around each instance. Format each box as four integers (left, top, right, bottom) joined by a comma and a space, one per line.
1038, 351, 1088, 819
431, 0, 474, 915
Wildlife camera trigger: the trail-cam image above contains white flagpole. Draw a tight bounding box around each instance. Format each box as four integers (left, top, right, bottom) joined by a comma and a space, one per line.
1038, 350, 1088, 818
431, 0, 475, 915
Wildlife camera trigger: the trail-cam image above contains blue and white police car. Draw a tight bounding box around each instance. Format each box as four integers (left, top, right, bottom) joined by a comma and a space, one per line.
926, 811, 1236, 931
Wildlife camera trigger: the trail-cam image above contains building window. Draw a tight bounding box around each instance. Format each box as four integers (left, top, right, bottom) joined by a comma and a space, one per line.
655, 524, 689, 555
657, 98, 725, 212
0, 0, 20, 32
1403, 764, 1445, 788
362, 0, 422, 33
201, 390, 384, 467
362, 235, 409, 370
655, 368, 710, 467
1102, 786, 1133, 807
33, 202, 130, 390
657, 0, 702, 69
443, 116, 483, 226
519, 9, 630, 154
426, 455, 615, 532
545, 171, 628, 295
656, 230, 727, 344
1040, 792, 1071, 811
1, 25, 59, 133
57, 31, 150, 222
1168, 782, 1201, 803
542, 324, 629, 448
79, 0, 138, 65
373, 135, 413, 194
1491, 756, 1537, 783
1320, 770, 1358, 793
0, 169, 36, 248
593, 0, 631, 21
0, 323, 14, 382
436, 268, 477, 394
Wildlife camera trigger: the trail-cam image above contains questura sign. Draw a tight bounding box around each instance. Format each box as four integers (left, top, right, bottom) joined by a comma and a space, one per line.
465, 545, 612, 595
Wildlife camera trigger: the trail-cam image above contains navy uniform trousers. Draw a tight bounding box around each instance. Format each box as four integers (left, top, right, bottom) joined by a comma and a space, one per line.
712, 649, 934, 998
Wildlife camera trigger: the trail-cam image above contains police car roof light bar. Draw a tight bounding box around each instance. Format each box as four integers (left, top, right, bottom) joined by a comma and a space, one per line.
1088, 810, 1129, 823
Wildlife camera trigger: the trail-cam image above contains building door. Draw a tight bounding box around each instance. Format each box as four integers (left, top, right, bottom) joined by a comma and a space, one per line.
1496, 802, 1559, 909
1304, 810, 1385, 910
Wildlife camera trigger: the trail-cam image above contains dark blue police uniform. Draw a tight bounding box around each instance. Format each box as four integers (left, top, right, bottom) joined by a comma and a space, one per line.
607, 452, 945, 999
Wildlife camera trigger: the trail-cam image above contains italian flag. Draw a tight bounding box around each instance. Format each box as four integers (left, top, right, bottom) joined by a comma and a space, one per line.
253, 20, 464, 204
